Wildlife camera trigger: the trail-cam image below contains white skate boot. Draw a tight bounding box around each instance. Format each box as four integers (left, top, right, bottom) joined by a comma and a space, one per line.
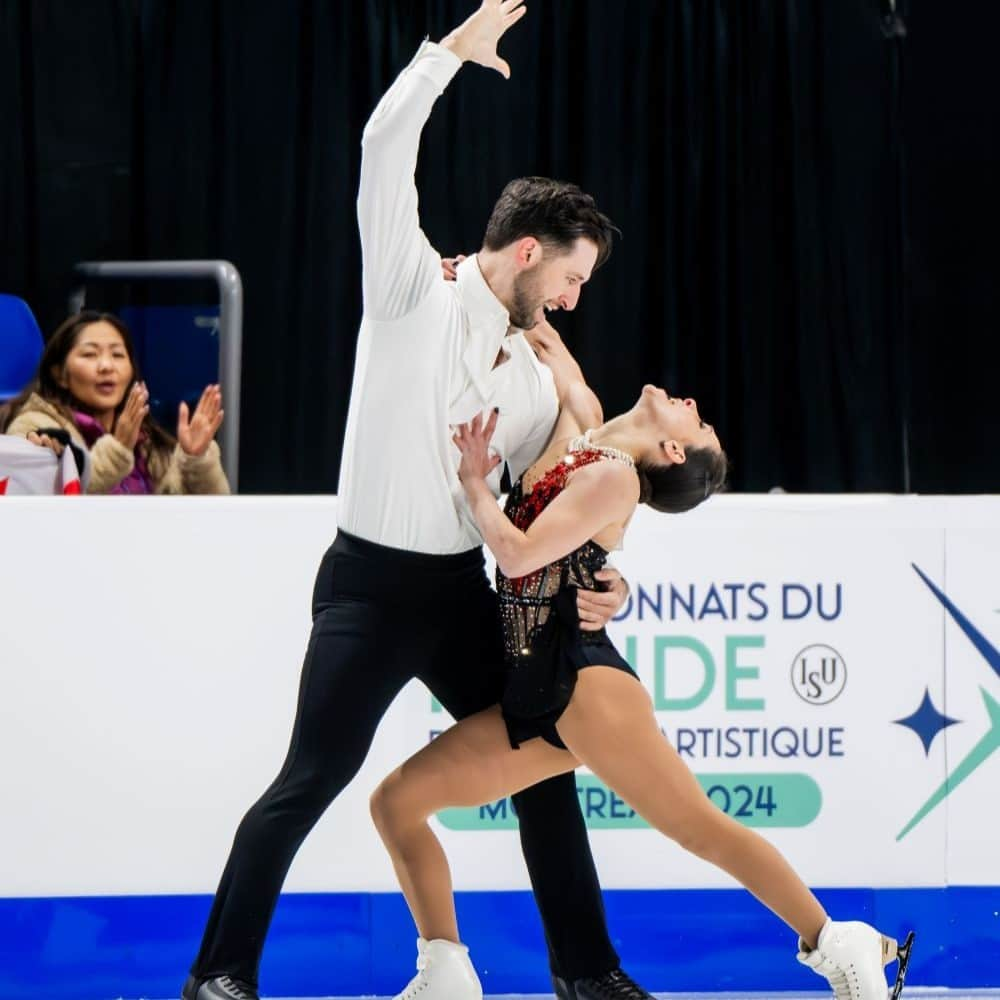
391, 937, 483, 1000
797, 919, 915, 1000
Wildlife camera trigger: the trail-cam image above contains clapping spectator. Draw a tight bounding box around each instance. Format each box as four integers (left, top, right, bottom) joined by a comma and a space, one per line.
2, 311, 229, 494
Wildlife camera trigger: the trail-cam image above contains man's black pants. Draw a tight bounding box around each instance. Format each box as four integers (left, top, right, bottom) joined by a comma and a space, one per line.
191, 530, 619, 986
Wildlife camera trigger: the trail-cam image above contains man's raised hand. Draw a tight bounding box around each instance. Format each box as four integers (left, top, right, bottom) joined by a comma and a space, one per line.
441, 0, 528, 80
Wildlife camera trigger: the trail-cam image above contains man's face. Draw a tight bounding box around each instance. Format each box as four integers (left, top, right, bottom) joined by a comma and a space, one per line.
509, 237, 599, 329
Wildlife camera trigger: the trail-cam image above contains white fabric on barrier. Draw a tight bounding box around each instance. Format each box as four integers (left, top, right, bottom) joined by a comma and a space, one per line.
0, 435, 87, 495
0, 494, 996, 896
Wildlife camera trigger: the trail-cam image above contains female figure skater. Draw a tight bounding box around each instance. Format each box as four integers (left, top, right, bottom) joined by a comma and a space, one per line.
370, 376, 912, 1000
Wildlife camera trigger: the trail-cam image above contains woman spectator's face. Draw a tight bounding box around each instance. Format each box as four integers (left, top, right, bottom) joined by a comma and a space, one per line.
56, 321, 135, 415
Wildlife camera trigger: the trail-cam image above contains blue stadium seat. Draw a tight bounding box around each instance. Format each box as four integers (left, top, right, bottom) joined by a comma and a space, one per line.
0, 295, 44, 401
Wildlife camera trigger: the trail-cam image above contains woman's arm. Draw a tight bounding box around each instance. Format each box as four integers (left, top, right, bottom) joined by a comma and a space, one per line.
456, 411, 637, 579
523, 319, 603, 452
86, 436, 135, 493
169, 386, 230, 494
523, 317, 601, 415
159, 441, 231, 495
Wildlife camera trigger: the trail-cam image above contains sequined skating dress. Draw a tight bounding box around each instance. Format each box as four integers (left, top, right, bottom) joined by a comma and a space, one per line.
498, 446, 639, 750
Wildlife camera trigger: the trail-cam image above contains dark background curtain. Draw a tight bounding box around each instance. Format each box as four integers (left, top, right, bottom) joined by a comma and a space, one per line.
2, 0, 997, 494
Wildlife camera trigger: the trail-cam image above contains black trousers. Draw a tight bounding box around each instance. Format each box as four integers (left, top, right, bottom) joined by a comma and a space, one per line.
191, 530, 619, 986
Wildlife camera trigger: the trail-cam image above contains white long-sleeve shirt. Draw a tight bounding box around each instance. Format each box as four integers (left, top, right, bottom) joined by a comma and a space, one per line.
337, 40, 559, 554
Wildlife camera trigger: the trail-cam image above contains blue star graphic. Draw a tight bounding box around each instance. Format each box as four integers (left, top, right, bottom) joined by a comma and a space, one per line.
896, 565, 1000, 839
893, 687, 961, 755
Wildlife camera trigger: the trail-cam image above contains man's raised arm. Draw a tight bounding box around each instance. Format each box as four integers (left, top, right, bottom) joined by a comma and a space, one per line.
357, 1, 527, 322
357, 42, 460, 322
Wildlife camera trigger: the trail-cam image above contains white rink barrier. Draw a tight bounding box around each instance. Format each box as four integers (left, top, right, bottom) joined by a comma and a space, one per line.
1, 494, 998, 899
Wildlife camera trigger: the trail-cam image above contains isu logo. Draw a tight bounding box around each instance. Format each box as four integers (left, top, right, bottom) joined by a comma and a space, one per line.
790, 644, 847, 705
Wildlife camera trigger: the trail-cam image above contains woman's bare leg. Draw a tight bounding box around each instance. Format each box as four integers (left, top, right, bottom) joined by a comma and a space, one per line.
370, 705, 576, 943
556, 667, 828, 948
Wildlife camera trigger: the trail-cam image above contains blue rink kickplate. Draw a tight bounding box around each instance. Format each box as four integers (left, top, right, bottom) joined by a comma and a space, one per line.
0, 887, 997, 1000
291, 994, 1000, 999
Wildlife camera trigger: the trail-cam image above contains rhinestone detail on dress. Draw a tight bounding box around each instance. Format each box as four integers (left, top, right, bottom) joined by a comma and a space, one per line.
498, 446, 633, 667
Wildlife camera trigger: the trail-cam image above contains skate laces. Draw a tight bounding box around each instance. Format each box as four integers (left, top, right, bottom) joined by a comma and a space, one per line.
397, 953, 431, 998
825, 967, 853, 1000
588, 968, 651, 1000
217, 977, 258, 1000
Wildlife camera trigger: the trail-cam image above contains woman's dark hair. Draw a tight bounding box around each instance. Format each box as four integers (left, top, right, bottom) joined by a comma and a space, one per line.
637, 446, 729, 514
483, 176, 620, 269
0, 311, 175, 456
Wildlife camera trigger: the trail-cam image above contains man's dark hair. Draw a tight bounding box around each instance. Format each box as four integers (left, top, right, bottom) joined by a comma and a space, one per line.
483, 177, 619, 269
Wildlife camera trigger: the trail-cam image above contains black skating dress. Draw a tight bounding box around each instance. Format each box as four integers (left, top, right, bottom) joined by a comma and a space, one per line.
498, 445, 639, 750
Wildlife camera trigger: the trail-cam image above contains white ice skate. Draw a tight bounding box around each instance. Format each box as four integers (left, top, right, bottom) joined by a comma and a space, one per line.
798, 918, 915, 1000
391, 937, 483, 1000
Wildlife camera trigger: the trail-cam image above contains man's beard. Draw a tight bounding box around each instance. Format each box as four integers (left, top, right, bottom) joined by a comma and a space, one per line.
509, 269, 545, 330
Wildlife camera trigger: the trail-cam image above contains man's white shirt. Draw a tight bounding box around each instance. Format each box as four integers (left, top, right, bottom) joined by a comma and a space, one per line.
337, 40, 559, 554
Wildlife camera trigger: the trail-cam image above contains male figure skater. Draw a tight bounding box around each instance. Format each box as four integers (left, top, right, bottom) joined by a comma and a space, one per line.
183, 3, 655, 998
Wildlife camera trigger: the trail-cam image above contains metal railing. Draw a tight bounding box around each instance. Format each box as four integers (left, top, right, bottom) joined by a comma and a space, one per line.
69, 260, 243, 490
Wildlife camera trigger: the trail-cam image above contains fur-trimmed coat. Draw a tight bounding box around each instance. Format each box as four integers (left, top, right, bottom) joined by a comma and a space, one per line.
5, 393, 230, 495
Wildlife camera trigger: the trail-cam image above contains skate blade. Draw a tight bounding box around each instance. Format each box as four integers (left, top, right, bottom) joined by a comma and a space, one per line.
882, 930, 915, 1000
